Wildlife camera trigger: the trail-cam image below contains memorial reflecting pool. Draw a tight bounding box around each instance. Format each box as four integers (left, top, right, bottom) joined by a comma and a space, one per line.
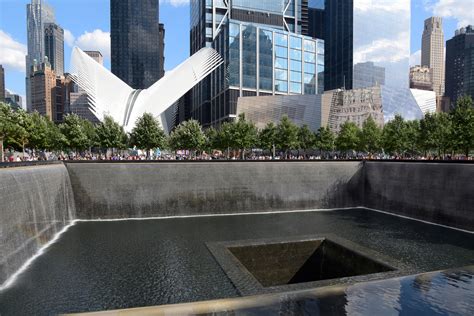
1, 208, 474, 315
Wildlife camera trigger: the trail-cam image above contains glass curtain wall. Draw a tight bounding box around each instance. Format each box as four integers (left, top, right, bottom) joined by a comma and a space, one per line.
227, 20, 323, 96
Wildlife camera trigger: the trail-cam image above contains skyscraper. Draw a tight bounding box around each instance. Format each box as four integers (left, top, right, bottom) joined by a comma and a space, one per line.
30, 58, 57, 120
306, 0, 325, 40
0, 65, 5, 102
422, 17, 445, 96
189, 0, 323, 127
44, 23, 64, 76
445, 25, 474, 107
110, 0, 165, 90
26, 0, 55, 111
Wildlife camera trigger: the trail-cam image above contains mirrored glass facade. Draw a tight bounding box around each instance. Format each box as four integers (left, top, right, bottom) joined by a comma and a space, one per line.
353, 0, 410, 90
325, 0, 424, 122
224, 21, 323, 97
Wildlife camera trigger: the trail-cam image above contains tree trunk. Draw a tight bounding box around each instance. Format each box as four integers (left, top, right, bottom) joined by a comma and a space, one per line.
0, 138, 4, 163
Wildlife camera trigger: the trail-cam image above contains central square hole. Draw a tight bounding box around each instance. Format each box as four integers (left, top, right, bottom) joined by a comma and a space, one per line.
228, 238, 395, 287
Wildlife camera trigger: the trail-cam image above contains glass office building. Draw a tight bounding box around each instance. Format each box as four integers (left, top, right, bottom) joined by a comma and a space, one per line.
189, 0, 323, 127
207, 21, 324, 126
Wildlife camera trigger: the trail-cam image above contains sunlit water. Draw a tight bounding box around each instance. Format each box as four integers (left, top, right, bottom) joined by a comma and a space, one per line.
1, 208, 473, 315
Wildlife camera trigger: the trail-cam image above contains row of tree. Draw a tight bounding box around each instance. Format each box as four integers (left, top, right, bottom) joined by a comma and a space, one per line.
1, 96, 473, 161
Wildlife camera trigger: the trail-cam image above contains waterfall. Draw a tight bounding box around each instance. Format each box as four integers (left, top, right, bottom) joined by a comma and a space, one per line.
0, 163, 76, 288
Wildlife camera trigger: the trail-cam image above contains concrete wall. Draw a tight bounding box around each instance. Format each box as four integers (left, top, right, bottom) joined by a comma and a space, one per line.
65, 162, 364, 219
0, 164, 76, 285
363, 162, 474, 231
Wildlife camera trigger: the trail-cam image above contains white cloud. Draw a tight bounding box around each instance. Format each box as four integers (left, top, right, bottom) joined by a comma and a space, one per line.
64, 29, 75, 47
74, 29, 111, 60
410, 50, 421, 66
160, 0, 189, 7
0, 30, 27, 73
354, 32, 410, 64
427, 0, 474, 28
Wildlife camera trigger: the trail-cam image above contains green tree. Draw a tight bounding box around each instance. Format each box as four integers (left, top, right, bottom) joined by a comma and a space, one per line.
204, 127, 219, 153
168, 120, 207, 156
27, 112, 49, 150
336, 121, 360, 153
276, 116, 299, 158
420, 112, 451, 157
450, 96, 474, 157
0, 103, 21, 161
14, 110, 31, 157
96, 115, 127, 156
218, 122, 235, 158
316, 126, 335, 154
45, 119, 66, 151
382, 114, 409, 157
358, 116, 382, 154
60, 114, 91, 152
404, 120, 421, 156
232, 113, 258, 159
130, 113, 166, 157
297, 124, 316, 150
258, 122, 277, 157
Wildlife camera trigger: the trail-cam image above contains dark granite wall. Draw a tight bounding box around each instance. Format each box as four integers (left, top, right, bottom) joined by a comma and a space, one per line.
0, 164, 76, 285
362, 162, 474, 231
1, 161, 472, 288
65, 162, 364, 219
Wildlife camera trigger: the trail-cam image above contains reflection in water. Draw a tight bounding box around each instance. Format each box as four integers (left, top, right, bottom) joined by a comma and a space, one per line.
198, 267, 474, 316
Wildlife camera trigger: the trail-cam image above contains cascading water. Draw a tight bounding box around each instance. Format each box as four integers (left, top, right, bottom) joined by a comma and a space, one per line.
0, 163, 76, 287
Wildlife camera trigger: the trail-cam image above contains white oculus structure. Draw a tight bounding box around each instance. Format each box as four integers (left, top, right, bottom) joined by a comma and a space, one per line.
70, 47, 223, 132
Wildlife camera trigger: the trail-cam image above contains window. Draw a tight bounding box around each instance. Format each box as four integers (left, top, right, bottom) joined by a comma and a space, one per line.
275, 80, 288, 92
290, 49, 302, 61
304, 40, 316, 53
290, 82, 302, 94
275, 33, 288, 47
290, 36, 302, 50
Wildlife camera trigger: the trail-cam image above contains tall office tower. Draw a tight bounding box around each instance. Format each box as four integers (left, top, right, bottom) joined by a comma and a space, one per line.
421, 17, 445, 96
30, 58, 57, 120
110, 0, 165, 90
305, 0, 325, 40
26, 0, 55, 111
189, 0, 323, 127
0, 65, 5, 102
446, 25, 474, 107
324, 0, 425, 121
44, 23, 64, 76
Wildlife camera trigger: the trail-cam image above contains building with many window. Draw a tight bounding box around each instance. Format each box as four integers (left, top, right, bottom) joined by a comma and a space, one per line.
44, 23, 64, 76
189, 0, 323, 127
110, 0, 165, 89
421, 17, 445, 96
445, 25, 474, 107
26, 0, 55, 111
30, 58, 57, 120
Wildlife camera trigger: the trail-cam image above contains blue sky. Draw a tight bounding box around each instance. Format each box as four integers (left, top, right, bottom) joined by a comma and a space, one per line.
0, 0, 473, 105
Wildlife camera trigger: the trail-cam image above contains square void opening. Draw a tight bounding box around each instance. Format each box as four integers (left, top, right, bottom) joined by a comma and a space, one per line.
228, 238, 395, 287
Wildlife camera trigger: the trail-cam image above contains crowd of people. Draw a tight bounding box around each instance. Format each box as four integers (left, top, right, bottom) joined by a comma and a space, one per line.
2, 149, 472, 163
